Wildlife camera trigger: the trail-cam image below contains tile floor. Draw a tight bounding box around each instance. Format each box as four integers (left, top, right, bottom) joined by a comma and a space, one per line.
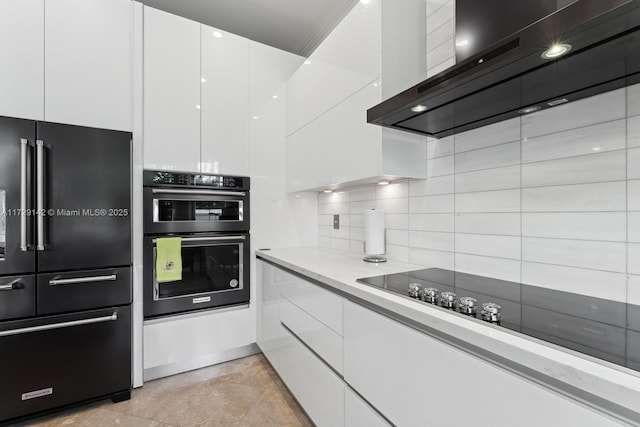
19, 355, 312, 426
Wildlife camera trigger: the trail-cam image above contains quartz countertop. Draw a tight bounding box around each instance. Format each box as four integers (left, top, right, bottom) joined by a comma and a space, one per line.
256, 246, 640, 425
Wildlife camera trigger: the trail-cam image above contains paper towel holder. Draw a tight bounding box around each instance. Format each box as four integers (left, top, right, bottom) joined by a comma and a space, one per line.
363, 230, 387, 263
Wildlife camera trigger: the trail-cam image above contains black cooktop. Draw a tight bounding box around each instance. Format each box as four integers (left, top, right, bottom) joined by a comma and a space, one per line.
357, 268, 640, 373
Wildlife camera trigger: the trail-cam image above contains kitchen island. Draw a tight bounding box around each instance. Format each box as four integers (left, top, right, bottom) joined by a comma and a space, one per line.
256, 247, 640, 427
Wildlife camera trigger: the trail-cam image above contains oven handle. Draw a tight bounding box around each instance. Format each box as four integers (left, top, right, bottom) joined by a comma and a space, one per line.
152, 235, 245, 243
151, 188, 246, 197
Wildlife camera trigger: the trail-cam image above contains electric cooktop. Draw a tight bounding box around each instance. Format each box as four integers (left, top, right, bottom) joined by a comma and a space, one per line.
357, 268, 640, 373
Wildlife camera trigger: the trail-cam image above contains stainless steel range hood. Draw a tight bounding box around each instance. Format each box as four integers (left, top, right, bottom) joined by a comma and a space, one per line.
367, 0, 640, 138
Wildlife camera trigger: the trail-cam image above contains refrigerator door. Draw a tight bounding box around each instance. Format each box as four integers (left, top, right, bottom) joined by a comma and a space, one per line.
0, 274, 35, 321
0, 116, 35, 276
35, 122, 131, 272
0, 306, 131, 423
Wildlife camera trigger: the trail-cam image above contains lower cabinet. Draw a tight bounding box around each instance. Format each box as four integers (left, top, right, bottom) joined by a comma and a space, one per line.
345, 388, 390, 427
343, 301, 624, 427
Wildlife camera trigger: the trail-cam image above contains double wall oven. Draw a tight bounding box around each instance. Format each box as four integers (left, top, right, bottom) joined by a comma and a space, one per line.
143, 170, 250, 319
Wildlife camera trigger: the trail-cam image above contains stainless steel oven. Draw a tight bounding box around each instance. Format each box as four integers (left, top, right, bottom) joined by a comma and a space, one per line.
143, 170, 250, 319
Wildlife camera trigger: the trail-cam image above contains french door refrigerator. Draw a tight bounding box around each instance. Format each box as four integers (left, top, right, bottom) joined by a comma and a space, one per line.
0, 116, 132, 424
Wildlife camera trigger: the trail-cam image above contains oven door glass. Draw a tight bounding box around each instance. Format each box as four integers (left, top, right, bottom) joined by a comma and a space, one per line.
153, 199, 243, 223
154, 242, 243, 300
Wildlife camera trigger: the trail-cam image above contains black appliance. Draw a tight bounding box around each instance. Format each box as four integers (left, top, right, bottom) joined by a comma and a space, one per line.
367, 0, 640, 138
143, 170, 250, 319
357, 268, 640, 373
0, 116, 132, 425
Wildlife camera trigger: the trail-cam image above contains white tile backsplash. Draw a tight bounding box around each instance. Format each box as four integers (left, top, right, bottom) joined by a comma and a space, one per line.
454, 141, 520, 174
522, 150, 626, 188
521, 181, 626, 212
522, 237, 627, 273
455, 165, 520, 193
522, 212, 627, 241
455, 189, 520, 213
521, 119, 626, 163
315, 66, 639, 303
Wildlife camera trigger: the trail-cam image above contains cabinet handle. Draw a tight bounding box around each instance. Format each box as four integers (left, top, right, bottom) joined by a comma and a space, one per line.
36, 140, 45, 251
151, 188, 246, 197
48, 274, 117, 286
20, 139, 28, 251
0, 312, 118, 337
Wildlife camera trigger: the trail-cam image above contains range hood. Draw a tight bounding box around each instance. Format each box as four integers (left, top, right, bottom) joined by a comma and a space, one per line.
367, 0, 640, 138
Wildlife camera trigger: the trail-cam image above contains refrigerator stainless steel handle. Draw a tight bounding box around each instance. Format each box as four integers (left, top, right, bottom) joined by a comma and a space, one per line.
48, 274, 117, 286
20, 139, 28, 251
152, 235, 245, 243
36, 140, 45, 251
151, 188, 246, 197
0, 283, 16, 291
0, 312, 118, 337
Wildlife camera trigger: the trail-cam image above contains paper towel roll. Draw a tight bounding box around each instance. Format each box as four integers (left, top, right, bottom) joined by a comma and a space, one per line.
364, 209, 385, 255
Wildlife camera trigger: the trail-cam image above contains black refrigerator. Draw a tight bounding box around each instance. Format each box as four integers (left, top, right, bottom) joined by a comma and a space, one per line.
0, 116, 132, 424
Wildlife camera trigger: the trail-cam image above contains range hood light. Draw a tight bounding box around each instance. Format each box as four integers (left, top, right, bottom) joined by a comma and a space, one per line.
323, 189, 333, 193
378, 180, 390, 186
541, 43, 572, 59
547, 98, 569, 106
518, 105, 541, 114
456, 39, 469, 47
212, 31, 222, 39
592, 146, 602, 151
411, 104, 428, 113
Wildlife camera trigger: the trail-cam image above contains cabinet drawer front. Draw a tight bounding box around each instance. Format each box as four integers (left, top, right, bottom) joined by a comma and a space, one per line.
37, 267, 131, 315
278, 268, 343, 336
345, 387, 390, 427
0, 306, 131, 422
0, 275, 35, 321
281, 295, 344, 374
267, 324, 345, 427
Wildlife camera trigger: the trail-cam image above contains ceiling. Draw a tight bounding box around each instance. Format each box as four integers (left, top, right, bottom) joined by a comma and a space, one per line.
141, 0, 359, 57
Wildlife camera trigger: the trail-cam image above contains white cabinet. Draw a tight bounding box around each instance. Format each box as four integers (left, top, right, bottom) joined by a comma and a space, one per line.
343, 301, 624, 427
286, 0, 428, 192
143, 6, 201, 172
44, 0, 132, 131
200, 26, 249, 175
257, 260, 346, 426
0, 0, 131, 129
345, 388, 390, 427
0, 0, 44, 121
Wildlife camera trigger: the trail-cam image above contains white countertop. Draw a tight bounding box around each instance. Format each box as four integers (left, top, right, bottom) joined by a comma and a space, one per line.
256, 247, 640, 424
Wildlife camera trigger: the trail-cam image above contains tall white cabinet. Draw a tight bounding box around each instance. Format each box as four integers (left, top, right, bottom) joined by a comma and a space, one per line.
0, 0, 132, 131
143, 6, 201, 172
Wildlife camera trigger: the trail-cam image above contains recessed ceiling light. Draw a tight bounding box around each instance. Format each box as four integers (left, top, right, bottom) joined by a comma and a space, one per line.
455, 39, 469, 47
272, 95, 278, 99
411, 104, 428, 113
304, 60, 311, 65
323, 189, 333, 193
541, 43, 572, 59
372, 82, 378, 87
547, 98, 569, 107
195, 105, 201, 109
518, 105, 541, 114
212, 31, 222, 38
201, 78, 206, 83
378, 180, 390, 186
252, 116, 258, 120
592, 147, 602, 151
360, 0, 371, 4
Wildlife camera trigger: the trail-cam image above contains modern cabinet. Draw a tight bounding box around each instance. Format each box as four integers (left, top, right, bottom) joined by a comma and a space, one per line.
345, 388, 390, 427
0, 0, 44, 121
343, 301, 625, 427
200, 26, 250, 175
143, 6, 201, 172
45, 0, 132, 131
286, 0, 428, 192
0, 0, 131, 130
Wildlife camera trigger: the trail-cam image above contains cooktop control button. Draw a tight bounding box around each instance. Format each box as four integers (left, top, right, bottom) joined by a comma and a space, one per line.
458, 296, 477, 315
439, 291, 457, 309
408, 283, 422, 298
481, 302, 501, 323
422, 287, 439, 304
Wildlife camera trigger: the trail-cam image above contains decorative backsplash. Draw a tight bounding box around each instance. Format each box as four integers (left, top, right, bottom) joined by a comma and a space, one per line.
318, 83, 640, 306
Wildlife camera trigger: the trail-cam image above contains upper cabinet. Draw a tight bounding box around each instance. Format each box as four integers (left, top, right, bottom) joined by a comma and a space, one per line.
143, 7, 251, 174
0, 0, 131, 130
0, 0, 44, 121
45, 0, 132, 131
143, 6, 201, 172
286, 0, 428, 192
200, 27, 250, 175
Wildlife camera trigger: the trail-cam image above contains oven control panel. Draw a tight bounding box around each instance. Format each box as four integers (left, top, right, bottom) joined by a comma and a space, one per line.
143, 170, 249, 190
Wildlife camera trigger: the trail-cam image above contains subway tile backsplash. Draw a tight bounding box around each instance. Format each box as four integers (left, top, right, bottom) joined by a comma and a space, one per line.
316, 83, 640, 302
